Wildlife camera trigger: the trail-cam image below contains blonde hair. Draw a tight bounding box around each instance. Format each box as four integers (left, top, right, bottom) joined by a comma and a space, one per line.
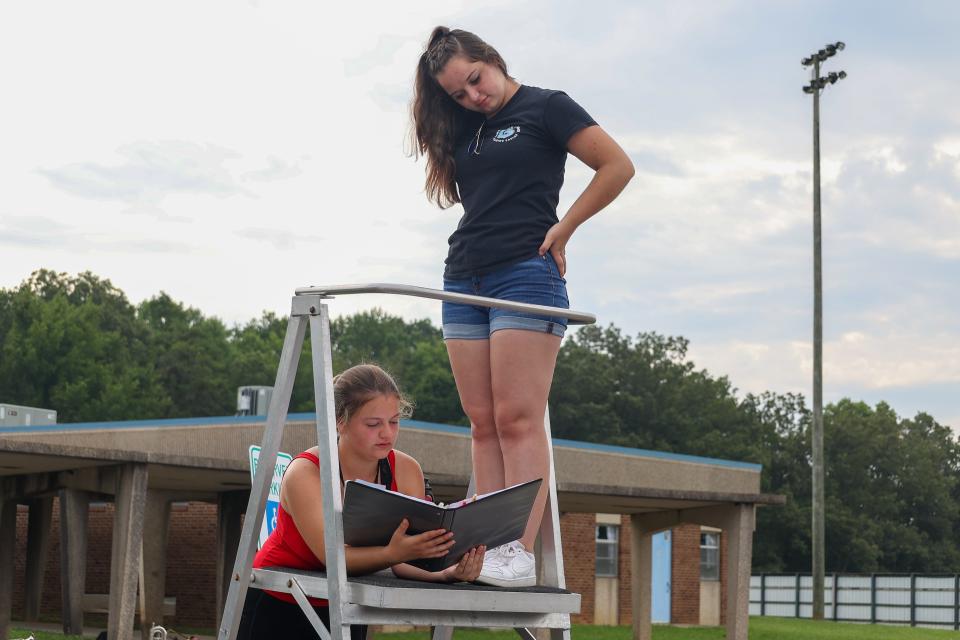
333, 363, 413, 424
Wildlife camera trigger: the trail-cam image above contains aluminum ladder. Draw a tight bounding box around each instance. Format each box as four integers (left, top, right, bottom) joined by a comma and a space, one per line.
218, 284, 596, 640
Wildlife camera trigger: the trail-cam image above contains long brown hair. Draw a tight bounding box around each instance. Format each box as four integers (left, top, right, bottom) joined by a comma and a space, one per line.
333, 363, 413, 426
410, 26, 512, 208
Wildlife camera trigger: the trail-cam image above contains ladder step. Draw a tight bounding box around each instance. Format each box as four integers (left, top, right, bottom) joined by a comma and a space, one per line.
252, 568, 581, 614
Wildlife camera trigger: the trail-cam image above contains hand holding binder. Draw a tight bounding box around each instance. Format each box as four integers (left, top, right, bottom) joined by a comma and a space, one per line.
343, 477, 542, 572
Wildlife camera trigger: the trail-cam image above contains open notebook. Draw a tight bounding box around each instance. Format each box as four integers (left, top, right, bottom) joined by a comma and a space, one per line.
342, 478, 542, 572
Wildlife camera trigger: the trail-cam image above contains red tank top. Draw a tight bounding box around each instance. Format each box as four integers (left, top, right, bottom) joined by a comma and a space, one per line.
253, 449, 398, 605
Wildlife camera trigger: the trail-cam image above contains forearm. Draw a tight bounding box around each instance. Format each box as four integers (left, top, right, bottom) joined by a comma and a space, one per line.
391, 562, 452, 583
343, 545, 397, 576
561, 161, 634, 232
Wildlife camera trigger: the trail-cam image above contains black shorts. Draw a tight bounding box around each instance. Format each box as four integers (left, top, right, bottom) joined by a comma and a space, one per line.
237, 588, 367, 640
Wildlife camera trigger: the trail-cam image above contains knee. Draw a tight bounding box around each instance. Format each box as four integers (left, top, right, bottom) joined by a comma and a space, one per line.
493, 404, 540, 444
463, 404, 497, 443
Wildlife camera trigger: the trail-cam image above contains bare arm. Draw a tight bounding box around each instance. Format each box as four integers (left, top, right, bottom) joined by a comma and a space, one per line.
282, 458, 454, 575
392, 545, 485, 583
538, 125, 635, 276
389, 451, 485, 582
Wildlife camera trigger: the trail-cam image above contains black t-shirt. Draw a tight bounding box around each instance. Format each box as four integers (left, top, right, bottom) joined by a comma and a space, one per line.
444, 85, 597, 278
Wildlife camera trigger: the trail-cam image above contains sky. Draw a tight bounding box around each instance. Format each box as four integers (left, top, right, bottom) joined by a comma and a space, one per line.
1, 1, 958, 432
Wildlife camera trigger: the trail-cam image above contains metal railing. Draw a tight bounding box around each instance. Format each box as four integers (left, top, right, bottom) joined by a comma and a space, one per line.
750, 573, 960, 630
294, 283, 596, 325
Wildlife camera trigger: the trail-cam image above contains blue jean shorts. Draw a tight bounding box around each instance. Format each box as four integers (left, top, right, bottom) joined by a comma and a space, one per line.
442, 253, 570, 340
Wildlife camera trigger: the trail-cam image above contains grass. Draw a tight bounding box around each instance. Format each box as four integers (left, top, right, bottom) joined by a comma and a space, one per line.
9, 631, 87, 640
378, 617, 960, 639
12, 617, 960, 639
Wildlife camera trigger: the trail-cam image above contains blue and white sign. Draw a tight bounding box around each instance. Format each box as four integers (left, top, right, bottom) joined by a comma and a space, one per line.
248, 445, 293, 549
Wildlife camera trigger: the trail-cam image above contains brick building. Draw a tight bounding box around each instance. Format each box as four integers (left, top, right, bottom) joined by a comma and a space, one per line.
10, 503, 729, 629
1, 415, 780, 637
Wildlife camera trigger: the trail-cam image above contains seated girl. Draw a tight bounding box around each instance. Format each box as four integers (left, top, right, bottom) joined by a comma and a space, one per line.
238, 364, 484, 640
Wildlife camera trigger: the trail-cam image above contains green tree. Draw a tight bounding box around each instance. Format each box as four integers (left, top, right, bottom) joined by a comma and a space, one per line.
228, 311, 316, 414
743, 392, 812, 572
139, 292, 234, 417
4, 269, 958, 575
0, 270, 170, 421
551, 325, 752, 459
330, 309, 463, 424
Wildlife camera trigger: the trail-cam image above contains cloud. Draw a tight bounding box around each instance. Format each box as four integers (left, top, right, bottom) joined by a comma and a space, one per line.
0, 215, 195, 254
36, 142, 311, 219
241, 156, 306, 183
829, 139, 960, 259
3, 0, 958, 433
233, 227, 325, 250
687, 328, 960, 399
343, 34, 411, 78
38, 140, 251, 209
0, 215, 71, 247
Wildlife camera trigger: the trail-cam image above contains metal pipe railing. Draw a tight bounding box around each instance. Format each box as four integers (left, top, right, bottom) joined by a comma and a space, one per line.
294, 283, 596, 325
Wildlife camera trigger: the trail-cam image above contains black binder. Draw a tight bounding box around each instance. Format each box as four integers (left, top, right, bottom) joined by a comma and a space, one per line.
342, 478, 542, 572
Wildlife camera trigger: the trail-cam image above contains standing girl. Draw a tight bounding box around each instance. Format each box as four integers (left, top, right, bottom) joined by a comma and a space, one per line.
412, 27, 634, 587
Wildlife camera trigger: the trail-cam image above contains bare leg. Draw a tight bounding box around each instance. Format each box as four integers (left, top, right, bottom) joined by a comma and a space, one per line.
490, 329, 562, 550
445, 339, 503, 494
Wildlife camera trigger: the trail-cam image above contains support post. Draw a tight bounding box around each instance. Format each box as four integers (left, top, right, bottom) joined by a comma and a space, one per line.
832, 572, 838, 621
722, 504, 754, 640
0, 500, 17, 640
760, 573, 766, 616
24, 496, 54, 621
910, 573, 916, 627
139, 492, 171, 640
795, 573, 801, 618
954, 574, 959, 631
218, 313, 307, 640
217, 491, 248, 629
537, 408, 569, 640
310, 306, 350, 640
59, 489, 90, 635
810, 52, 826, 623
953, 574, 960, 631
629, 516, 652, 640
108, 463, 149, 640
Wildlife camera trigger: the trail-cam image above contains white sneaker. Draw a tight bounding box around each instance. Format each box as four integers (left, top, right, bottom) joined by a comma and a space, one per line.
483, 544, 509, 569
479, 543, 507, 573
475, 541, 536, 587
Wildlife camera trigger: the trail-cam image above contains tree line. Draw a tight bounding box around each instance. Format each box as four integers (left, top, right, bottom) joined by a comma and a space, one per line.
1, 270, 958, 573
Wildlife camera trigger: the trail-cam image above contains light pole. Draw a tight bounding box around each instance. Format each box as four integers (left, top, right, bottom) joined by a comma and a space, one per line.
802, 42, 846, 621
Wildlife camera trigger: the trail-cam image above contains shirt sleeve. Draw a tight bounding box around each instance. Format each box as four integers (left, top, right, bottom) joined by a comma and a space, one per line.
543, 91, 598, 148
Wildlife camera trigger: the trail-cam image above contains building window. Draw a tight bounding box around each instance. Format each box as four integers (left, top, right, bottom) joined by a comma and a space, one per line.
596, 524, 619, 577
700, 531, 720, 581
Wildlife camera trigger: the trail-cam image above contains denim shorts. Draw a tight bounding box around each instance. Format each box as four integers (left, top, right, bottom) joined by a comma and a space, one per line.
442, 253, 570, 340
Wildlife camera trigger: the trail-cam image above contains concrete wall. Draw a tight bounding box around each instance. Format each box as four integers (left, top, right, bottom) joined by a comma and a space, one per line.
3, 418, 762, 498
4, 416, 750, 630
700, 581, 721, 625
671, 524, 701, 624
12, 503, 732, 629
594, 577, 618, 624
11, 502, 614, 628
12, 501, 221, 627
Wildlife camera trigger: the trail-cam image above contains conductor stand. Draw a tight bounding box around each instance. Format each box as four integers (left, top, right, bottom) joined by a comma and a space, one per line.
218, 284, 596, 640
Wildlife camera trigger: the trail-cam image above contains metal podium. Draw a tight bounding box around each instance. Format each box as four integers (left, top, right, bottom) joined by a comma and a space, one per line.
218, 284, 595, 640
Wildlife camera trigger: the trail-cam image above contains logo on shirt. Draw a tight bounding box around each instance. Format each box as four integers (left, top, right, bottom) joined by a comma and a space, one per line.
493, 125, 521, 142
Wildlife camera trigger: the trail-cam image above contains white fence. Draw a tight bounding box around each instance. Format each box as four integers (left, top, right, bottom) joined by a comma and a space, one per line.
750, 574, 960, 630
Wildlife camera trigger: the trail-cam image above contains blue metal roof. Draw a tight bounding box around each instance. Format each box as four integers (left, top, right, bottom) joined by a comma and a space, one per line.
0, 413, 762, 471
